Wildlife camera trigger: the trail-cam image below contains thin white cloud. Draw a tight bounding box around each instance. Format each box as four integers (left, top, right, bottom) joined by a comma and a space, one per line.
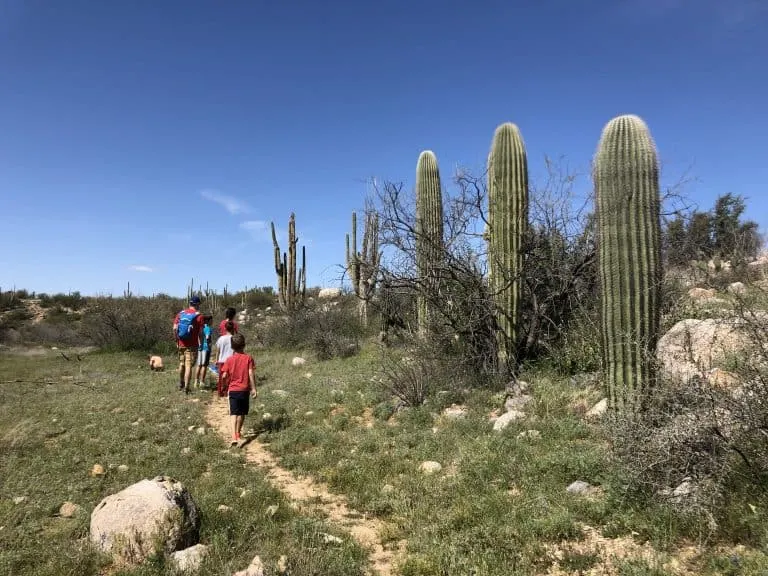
240, 220, 271, 242
128, 265, 153, 273
199, 189, 250, 215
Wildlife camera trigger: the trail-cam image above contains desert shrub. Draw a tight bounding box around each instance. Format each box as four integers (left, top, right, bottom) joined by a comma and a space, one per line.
0, 308, 33, 331
244, 287, 276, 309
20, 321, 82, 347
375, 336, 482, 407
260, 303, 364, 359
610, 373, 768, 538
38, 291, 87, 311
547, 308, 601, 375
0, 291, 26, 312
81, 297, 179, 352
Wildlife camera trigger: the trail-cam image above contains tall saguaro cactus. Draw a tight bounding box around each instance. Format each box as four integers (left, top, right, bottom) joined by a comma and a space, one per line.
487, 122, 529, 372
346, 210, 381, 327
415, 150, 444, 336
594, 114, 662, 414
271, 213, 307, 312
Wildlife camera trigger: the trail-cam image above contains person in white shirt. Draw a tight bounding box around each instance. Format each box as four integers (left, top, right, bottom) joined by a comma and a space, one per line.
213, 321, 235, 397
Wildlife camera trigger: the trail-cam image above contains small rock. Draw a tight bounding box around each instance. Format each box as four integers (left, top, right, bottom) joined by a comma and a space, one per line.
59, 501, 81, 518
90, 464, 106, 476
566, 480, 593, 495
240, 489, 251, 499
234, 554, 266, 576
320, 532, 344, 545
170, 543, 209, 573
442, 405, 467, 419
586, 398, 608, 419
277, 555, 288, 574
187, 425, 196, 432
291, 357, 306, 367
217, 504, 231, 513
304, 372, 312, 379
182, 447, 191, 455
516, 429, 541, 440
117, 464, 130, 472
12, 496, 27, 505
131, 420, 140, 426
195, 427, 206, 435
504, 394, 533, 412
419, 461, 442, 475
493, 410, 526, 431
304, 411, 315, 417
728, 282, 746, 295
381, 484, 395, 494
266, 504, 279, 517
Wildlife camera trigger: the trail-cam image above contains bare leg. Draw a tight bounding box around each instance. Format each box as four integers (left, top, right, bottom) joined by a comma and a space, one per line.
230, 415, 238, 443
235, 415, 245, 438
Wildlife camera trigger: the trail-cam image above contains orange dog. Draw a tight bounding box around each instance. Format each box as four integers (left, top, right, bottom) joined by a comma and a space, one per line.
149, 355, 165, 372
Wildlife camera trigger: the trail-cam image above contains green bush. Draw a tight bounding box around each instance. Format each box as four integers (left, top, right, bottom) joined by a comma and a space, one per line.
261, 302, 364, 359
81, 297, 179, 352
38, 292, 87, 311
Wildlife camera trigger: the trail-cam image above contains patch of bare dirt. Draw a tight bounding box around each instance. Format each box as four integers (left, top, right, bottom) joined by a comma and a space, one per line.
205, 398, 403, 576
22, 299, 46, 323
542, 523, 699, 576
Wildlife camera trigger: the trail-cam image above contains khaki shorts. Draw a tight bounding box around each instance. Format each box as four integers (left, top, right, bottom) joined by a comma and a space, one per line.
178, 347, 198, 370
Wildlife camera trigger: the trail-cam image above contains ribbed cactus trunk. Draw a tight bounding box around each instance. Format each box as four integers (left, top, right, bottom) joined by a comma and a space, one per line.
346, 210, 381, 328
415, 151, 444, 337
487, 123, 528, 373
594, 114, 662, 414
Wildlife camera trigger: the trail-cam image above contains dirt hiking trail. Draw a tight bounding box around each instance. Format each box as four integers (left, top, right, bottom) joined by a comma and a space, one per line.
205, 397, 402, 576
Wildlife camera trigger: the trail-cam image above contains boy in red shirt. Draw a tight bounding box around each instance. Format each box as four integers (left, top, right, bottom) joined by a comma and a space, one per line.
173, 296, 206, 394
218, 307, 239, 337
221, 333, 257, 446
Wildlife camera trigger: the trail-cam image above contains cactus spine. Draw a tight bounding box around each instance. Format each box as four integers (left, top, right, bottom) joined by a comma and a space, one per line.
346, 210, 381, 327
594, 114, 662, 414
487, 123, 528, 372
415, 150, 444, 336
271, 213, 307, 312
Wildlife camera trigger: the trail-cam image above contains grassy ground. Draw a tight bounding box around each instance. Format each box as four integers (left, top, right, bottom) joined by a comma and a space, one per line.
250, 344, 768, 576
2, 343, 768, 575
0, 348, 367, 576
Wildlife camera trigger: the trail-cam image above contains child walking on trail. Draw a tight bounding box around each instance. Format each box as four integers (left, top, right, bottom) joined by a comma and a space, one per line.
218, 307, 239, 337
212, 321, 235, 397
220, 333, 257, 446
194, 315, 213, 389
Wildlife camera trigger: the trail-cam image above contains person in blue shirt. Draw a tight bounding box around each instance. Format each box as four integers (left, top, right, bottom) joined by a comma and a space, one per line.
194, 315, 214, 390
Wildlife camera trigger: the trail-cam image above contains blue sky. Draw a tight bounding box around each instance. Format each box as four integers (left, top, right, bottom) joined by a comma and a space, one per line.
1, 0, 766, 297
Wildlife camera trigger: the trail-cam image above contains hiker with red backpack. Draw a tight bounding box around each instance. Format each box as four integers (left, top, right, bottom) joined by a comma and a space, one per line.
173, 296, 206, 394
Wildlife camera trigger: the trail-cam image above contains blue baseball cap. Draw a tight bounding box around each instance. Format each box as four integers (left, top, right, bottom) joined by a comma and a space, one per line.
190, 295, 201, 305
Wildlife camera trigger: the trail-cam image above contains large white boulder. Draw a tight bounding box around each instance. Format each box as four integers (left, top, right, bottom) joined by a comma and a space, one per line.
657, 318, 754, 384
318, 287, 342, 299
90, 476, 200, 565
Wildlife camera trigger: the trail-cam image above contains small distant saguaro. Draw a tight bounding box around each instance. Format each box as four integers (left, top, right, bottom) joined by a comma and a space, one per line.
271, 213, 307, 312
